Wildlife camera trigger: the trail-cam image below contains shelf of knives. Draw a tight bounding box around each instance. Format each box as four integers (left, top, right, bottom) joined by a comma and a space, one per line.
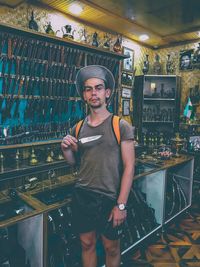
0, 33, 120, 78
0, 27, 122, 147
0, 26, 121, 85
0, 74, 82, 100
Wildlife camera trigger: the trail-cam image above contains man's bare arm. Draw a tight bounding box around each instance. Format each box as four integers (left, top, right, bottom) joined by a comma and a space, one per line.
117, 139, 135, 205
109, 139, 135, 227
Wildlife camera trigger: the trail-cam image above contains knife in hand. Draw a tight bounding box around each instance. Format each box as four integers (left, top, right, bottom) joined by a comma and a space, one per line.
78, 135, 102, 144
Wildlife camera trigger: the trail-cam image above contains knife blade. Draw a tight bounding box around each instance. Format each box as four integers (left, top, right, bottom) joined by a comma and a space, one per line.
78, 135, 102, 144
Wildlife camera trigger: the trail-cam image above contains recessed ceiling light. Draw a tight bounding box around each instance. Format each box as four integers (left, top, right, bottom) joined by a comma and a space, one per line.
139, 34, 149, 41
68, 3, 83, 15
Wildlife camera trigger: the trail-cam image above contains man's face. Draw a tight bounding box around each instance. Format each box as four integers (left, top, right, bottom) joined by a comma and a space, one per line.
83, 78, 111, 109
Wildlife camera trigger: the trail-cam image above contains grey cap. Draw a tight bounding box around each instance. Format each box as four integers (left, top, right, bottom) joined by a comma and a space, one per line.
75, 65, 115, 102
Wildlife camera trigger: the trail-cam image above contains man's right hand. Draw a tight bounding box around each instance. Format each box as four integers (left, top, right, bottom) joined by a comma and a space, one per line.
61, 135, 78, 152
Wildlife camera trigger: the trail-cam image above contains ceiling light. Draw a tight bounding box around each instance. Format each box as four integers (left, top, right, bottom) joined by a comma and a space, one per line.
139, 34, 149, 41
68, 3, 83, 15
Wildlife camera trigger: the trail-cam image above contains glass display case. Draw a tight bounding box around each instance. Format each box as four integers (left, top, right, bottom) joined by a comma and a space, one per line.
121, 169, 165, 255
164, 159, 194, 224
133, 75, 181, 145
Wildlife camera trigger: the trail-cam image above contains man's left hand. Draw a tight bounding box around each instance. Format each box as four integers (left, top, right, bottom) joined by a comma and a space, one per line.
108, 206, 127, 228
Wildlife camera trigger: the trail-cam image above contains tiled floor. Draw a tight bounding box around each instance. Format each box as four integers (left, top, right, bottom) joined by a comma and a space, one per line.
123, 204, 200, 267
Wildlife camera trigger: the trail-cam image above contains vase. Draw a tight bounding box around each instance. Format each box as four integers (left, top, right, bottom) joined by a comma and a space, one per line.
142, 54, 149, 74
166, 54, 174, 74
28, 11, 38, 31
153, 54, 162, 74
113, 35, 122, 53
192, 43, 200, 69
92, 32, 99, 47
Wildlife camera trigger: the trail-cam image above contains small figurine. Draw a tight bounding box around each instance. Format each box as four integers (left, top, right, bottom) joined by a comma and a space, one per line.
113, 35, 122, 53
45, 22, 55, 35
92, 32, 99, 47
28, 11, 38, 31
103, 34, 111, 50
62, 25, 75, 39
166, 54, 175, 74
46, 148, 54, 163
79, 28, 88, 43
192, 43, 200, 69
142, 54, 149, 74
29, 148, 38, 166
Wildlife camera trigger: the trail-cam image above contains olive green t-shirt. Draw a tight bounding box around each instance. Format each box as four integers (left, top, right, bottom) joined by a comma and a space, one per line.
73, 115, 134, 199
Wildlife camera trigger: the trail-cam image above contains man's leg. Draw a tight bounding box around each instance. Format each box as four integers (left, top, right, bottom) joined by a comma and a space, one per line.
101, 235, 121, 267
80, 231, 97, 267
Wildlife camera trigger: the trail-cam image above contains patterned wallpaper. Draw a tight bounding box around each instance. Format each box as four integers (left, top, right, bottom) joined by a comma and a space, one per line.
145, 44, 200, 114
0, 2, 120, 51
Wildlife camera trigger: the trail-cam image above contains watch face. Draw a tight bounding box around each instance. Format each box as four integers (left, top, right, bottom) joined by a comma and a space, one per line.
118, 203, 125, 210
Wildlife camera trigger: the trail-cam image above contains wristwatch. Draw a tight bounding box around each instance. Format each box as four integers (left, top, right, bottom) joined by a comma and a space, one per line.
117, 203, 126, 211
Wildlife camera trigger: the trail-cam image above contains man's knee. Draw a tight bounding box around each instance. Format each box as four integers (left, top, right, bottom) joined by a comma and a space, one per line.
104, 241, 120, 257
80, 233, 96, 252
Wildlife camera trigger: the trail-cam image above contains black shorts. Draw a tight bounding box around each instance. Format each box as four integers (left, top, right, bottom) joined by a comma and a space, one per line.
71, 187, 123, 240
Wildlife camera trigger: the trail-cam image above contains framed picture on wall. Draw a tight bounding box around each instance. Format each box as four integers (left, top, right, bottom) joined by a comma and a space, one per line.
121, 72, 133, 87
122, 99, 130, 116
122, 87, 132, 99
122, 47, 134, 71
179, 49, 194, 71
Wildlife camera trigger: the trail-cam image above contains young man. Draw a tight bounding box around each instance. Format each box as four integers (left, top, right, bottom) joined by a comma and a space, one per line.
61, 65, 135, 267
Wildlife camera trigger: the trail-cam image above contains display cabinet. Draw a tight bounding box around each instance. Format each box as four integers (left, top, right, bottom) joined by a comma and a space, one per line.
133, 75, 181, 145
101, 156, 194, 267
179, 123, 200, 203
164, 159, 194, 224
121, 168, 165, 255
0, 160, 75, 267
0, 154, 193, 267
0, 213, 43, 267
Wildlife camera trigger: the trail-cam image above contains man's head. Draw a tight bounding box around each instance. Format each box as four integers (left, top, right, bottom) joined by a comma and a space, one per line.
75, 65, 115, 105
82, 77, 111, 109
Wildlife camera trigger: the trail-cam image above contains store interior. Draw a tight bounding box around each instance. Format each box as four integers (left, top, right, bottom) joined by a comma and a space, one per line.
0, 1, 200, 266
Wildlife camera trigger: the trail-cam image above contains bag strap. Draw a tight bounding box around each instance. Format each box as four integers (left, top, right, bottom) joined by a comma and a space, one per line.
75, 120, 84, 139
75, 115, 121, 145
112, 115, 121, 145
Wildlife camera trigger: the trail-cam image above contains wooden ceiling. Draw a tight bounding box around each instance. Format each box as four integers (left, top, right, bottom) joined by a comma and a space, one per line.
2, 0, 200, 49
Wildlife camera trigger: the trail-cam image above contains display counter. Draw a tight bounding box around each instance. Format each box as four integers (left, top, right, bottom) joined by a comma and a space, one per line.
0, 155, 194, 267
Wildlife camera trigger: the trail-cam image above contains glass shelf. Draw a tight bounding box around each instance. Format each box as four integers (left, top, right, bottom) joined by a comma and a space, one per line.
143, 98, 175, 101
143, 121, 174, 123
0, 159, 67, 180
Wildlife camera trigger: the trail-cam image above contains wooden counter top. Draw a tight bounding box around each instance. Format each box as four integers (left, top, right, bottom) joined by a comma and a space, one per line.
134, 154, 194, 180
